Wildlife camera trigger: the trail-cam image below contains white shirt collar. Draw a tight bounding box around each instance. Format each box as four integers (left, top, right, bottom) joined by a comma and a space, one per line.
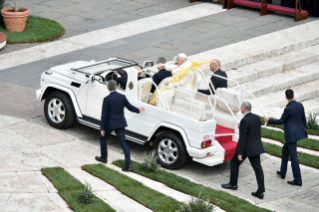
243, 111, 251, 117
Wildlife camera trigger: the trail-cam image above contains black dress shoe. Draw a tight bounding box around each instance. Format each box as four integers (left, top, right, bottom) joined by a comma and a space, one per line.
122, 165, 133, 172
288, 180, 302, 186
277, 171, 285, 179
251, 192, 264, 199
95, 156, 107, 163
221, 183, 238, 190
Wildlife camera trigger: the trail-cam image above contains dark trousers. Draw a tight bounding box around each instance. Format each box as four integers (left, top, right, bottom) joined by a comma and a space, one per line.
100, 128, 131, 166
230, 154, 265, 193
281, 142, 302, 183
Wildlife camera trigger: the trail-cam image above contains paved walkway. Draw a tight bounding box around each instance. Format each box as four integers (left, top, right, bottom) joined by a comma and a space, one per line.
1, 114, 319, 211
1, 0, 319, 211
0, 114, 225, 211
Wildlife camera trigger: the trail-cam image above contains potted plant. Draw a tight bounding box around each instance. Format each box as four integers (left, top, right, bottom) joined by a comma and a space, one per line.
0, 0, 7, 49
1, 0, 29, 32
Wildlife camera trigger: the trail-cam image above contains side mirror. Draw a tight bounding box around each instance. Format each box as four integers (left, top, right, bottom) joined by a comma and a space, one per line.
143, 61, 154, 68
89, 75, 95, 83
94, 75, 104, 83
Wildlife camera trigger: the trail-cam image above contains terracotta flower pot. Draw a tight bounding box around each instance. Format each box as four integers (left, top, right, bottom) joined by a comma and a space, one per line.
1, 7, 29, 32
0, 32, 7, 49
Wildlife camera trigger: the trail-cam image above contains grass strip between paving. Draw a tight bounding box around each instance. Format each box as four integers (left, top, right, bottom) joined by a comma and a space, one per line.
260, 117, 319, 136
261, 127, 319, 151
112, 160, 272, 212
263, 142, 319, 169
0, 16, 64, 43
82, 163, 181, 212
41, 167, 115, 212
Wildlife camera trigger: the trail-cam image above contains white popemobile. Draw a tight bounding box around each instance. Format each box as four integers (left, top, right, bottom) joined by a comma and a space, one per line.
36, 57, 265, 170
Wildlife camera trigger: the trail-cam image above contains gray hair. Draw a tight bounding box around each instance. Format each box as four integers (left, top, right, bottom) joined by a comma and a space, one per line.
157, 57, 166, 64
108, 80, 117, 91
242, 101, 252, 111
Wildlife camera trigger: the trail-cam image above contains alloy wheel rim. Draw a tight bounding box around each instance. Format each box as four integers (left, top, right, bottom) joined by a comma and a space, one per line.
48, 98, 65, 123
157, 139, 178, 164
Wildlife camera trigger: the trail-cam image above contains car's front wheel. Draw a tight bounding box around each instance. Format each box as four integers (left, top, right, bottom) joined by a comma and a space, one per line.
154, 131, 188, 170
44, 91, 76, 129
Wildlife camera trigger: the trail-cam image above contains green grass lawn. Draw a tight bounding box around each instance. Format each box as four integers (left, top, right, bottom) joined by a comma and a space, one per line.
263, 142, 319, 169
41, 167, 115, 212
261, 128, 319, 151
0, 15, 64, 43
82, 164, 181, 212
113, 160, 273, 212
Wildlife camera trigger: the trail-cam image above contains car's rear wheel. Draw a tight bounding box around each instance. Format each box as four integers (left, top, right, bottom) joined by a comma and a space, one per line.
44, 91, 76, 129
154, 131, 188, 170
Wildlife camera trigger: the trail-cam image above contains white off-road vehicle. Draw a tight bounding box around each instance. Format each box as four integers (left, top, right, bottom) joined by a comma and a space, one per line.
36, 57, 264, 170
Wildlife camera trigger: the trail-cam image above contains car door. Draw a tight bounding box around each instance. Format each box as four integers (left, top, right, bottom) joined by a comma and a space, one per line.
86, 79, 110, 120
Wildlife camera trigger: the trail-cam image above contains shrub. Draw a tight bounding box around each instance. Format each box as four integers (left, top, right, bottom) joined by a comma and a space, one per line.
77, 181, 94, 205
306, 113, 319, 131
141, 150, 160, 173
176, 193, 214, 212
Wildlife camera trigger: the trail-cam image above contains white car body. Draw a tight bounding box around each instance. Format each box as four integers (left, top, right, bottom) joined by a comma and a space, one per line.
36, 58, 264, 169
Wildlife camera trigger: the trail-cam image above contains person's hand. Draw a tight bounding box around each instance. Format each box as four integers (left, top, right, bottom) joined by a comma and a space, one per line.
114, 71, 119, 76
139, 107, 145, 112
264, 117, 269, 123
101, 130, 105, 137
157, 64, 165, 70
237, 123, 240, 128
238, 155, 243, 161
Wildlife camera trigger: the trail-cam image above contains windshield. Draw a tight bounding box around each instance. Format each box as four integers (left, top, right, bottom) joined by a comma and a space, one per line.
71, 58, 137, 75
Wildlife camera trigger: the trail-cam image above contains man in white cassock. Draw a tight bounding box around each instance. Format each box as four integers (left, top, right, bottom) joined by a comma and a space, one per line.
157, 53, 194, 89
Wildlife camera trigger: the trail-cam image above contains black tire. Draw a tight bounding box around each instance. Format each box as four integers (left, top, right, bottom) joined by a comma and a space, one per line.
154, 131, 188, 170
44, 91, 76, 129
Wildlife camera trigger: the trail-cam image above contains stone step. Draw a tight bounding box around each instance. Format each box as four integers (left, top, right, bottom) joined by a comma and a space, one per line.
251, 78, 319, 115
236, 63, 319, 98
227, 45, 319, 86
301, 97, 319, 115
190, 20, 319, 73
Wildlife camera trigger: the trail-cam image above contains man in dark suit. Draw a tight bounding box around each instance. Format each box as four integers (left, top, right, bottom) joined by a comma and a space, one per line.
114, 66, 144, 89
95, 80, 145, 171
198, 60, 227, 95
264, 89, 307, 186
151, 57, 172, 92
222, 101, 265, 199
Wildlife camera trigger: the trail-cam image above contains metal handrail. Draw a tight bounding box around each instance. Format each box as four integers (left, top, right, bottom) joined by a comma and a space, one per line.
235, 87, 267, 125
211, 72, 240, 88
196, 69, 215, 95
199, 69, 242, 107
210, 72, 242, 109
137, 74, 170, 111
208, 95, 240, 124
214, 133, 237, 137
207, 95, 240, 140
163, 86, 194, 118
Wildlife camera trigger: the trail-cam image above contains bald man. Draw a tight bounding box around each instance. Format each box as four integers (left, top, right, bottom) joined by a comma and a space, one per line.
198, 60, 227, 95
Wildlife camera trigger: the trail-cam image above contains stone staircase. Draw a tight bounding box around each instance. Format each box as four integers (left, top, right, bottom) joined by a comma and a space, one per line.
227, 45, 319, 119
192, 20, 319, 120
